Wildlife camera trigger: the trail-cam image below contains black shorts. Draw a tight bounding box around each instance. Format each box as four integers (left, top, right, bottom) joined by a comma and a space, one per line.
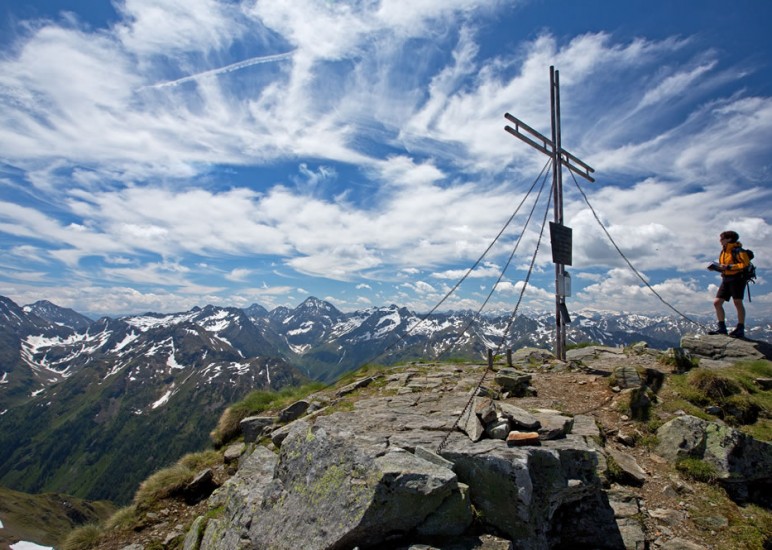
716, 276, 747, 301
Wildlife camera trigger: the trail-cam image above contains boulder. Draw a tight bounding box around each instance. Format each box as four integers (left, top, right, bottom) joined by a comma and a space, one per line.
440, 434, 609, 549
680, 333, 772, 363
493, 368, 532, 396
245, 422, 459, 549
278, 399, 310, 423
656, 415, 772, 505
239, 416, 275, 443
183, 469, 218, 505
655, 415, 707, 461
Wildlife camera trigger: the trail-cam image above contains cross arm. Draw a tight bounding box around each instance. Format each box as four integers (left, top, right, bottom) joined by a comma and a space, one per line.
504, 112, 595, 183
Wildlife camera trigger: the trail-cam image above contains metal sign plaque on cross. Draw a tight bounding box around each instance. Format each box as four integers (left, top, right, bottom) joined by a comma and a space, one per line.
504, 66, 595, 361
549, 222, 572, 266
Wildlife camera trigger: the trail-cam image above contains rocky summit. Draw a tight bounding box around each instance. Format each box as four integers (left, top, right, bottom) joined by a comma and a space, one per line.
87, 334, 772, 550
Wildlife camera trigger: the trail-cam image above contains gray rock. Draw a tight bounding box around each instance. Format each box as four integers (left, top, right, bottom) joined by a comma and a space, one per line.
335, 375, 376, 396
532, 410, 573, 440
510, 347, 554, 365
239, 415, 275, 443
485, 420, 511, 440
571, 415, 600, 438
459, 400, 485, 442
416, 482, 473, 536
474, 397, 498, 424
439, 434, 602, 548
497, 402, 541, 430
244, 422, 458, 549
415, 445, 455, 471
493, 368, 532, 396
182, 516, 205, 550
184, 469, 218, 505
607, 448, 647, 486
655, 415, 708, 461
606, 488, 640, 518
656, 414, 772, 505
613, 365, 641, 389
223, 442, 246, 464
680, 333, 772, 362
278, 399, 310, 423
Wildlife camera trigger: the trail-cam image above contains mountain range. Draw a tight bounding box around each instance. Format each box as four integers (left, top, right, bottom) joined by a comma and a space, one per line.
0, 294, 769, 504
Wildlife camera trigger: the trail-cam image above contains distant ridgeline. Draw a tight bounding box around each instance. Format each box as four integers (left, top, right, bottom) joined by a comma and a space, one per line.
0, 294, 769, 503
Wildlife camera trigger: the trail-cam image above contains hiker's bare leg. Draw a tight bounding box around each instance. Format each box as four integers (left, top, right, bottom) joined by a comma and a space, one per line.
713, 298, 726, 322
733, 298, 745, 324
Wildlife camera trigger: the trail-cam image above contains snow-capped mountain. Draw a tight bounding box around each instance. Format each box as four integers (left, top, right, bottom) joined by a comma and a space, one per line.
0, 297, 304, 504
23, 299, 93, 331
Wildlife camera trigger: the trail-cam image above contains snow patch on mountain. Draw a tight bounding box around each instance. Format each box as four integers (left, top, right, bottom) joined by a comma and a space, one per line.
113, 331, 139, 353
0, 372, 7, 384
125, 312, 197, 331
151, 388, 175, 410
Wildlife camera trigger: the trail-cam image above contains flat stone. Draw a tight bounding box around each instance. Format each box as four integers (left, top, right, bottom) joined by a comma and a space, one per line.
506, 431, 540, 446
224, 442, 246, 464
570, 414, 600, 438
607, 448, 647, 486
497, 402, 540, 430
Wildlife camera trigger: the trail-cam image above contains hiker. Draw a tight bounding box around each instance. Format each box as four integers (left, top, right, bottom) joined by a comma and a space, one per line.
707, 230, 751, 338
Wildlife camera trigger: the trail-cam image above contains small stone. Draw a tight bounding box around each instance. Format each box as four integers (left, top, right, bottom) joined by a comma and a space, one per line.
224, 442, 246, 464
506, 431, 540, 446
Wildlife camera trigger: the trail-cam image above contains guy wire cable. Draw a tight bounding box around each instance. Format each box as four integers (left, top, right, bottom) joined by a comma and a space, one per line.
433, 161, 552, 362
363, 159, 553, 368
567, 169, 708, 330
437, 177, 555, 453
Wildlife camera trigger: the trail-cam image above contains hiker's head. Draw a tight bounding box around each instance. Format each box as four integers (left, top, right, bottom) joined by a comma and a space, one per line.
720, 230, 739, 244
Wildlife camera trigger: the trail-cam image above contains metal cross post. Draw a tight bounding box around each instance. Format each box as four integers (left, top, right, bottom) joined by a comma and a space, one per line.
504, 66, 595, 361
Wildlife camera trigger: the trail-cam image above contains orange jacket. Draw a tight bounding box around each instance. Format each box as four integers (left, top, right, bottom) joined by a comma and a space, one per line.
719, 242, 750, 277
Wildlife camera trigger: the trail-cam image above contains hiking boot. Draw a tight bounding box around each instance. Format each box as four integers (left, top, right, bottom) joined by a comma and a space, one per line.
708, 321, 727, 335
729, 324, 745, 339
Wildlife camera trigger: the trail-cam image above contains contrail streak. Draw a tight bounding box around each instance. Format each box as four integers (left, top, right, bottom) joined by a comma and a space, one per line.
140, 50, 295, 90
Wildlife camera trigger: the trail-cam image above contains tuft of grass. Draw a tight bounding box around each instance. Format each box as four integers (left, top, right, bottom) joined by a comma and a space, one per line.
133, 463, 194, 510
690, 370, 743, 401
210, 381, 327, 447
103, 505, 138, 532
179, 449, 222, 472
61, 524, 102, 550
676, 457, 719, 484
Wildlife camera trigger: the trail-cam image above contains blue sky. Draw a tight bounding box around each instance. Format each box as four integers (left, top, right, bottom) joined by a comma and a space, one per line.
0, 0, 770, 320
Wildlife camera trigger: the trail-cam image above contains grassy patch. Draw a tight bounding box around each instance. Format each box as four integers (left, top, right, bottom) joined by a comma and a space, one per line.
676, 457, 719, 484
179, 449, 222, 472
210, 381, 327, 446
61, 524, 102, 550
664, 361, 772, 438
133, 463, 193, 510
103, 505, 138, 532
